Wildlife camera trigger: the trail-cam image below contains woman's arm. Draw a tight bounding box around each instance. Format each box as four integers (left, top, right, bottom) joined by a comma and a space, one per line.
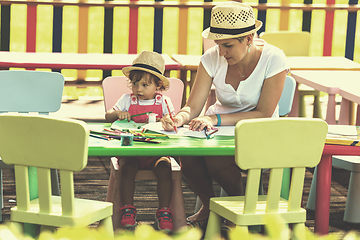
219, 70, 287, 125
188, 69, 287, 130
161, 62, 213, 130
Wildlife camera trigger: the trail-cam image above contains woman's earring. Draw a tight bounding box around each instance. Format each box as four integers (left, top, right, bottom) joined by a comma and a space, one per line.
248, 44, 252, 53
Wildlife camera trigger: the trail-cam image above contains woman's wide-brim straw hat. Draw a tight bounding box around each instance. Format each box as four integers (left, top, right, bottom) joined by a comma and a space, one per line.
122, 50, 169, 88
202, 1, 263, 40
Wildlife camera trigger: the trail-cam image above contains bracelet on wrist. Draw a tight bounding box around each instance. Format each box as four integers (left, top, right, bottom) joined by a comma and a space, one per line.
215, 114, 221, 126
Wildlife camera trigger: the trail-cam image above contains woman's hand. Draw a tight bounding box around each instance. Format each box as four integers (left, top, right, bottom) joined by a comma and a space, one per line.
188, 115, 214, 131
161, 114, 182, 132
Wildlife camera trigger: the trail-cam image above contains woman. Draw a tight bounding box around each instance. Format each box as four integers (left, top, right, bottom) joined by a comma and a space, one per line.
162, 1, 288, 229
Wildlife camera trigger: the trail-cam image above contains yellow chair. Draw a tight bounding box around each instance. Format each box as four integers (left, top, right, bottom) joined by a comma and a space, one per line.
0, 114, 113, 237
259, 31, 322, 118
204, 118, 327, 240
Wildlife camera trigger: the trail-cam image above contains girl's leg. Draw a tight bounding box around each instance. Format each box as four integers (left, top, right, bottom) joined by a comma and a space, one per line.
152, 157, 174, 232
181, 156, 216, 222
152, 157, 172, 207
206, 155, 244, 196
118, 157, 140, 206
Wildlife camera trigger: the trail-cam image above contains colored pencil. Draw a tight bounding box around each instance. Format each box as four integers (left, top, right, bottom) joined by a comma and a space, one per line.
131, 111, 153, 118
164, 99, 177, 133
90, 134, 109, 141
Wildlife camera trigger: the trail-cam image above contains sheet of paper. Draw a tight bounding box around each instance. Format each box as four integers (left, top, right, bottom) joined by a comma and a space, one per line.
142, 122, 235, 138
327, 125, 358, 136
110, 120, 145, 131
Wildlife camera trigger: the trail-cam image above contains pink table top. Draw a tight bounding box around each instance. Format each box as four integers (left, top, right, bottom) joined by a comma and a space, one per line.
288, 56, 360, 71
290, 70, 343, 95
0, 51, 181, 71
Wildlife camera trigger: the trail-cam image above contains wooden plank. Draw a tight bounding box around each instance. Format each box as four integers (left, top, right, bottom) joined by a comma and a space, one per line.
153, 0, 163, 53
178, 0, 188, 54
52, 6, 63, 53
279, 0, 290, 30
302, 0, 312, 32
26, 4, 37, 52
103, 4, 114, 78
0, 5, 11, 51
323, 0, 335, 56
345, 0, 357, 60
1, 1, 360, 11
128, 0, 138, 53
258, 0, 267, 34
77, 5, 89, 80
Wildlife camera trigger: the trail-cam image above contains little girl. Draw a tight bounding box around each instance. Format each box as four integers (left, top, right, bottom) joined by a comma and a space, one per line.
105, 51, 175, 232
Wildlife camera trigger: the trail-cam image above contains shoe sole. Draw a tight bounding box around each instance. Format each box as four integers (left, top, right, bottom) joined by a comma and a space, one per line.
153, 219, 173, 233
121, 222, 139, 231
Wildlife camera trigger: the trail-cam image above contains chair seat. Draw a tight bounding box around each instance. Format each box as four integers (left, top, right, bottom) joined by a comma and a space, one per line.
210, 195, 306, 226
333, 156, 360, 172
11, 196, 113, 228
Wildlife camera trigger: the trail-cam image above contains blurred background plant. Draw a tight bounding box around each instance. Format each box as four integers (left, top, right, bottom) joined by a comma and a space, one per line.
0, 215, 359, 240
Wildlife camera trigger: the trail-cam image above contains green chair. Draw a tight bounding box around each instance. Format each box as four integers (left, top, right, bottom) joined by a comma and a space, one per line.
0, 114, 113, 237
0, 70, 65, 222
259, 31, 322, 118
204, 118, 327, 239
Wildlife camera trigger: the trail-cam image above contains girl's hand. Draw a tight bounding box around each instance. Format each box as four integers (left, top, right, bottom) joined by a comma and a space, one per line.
117, 111, 131, 121
188, 116, 213, 131
161, 114, 182, 132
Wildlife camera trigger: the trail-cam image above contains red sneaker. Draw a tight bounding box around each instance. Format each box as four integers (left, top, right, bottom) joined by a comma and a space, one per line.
119, 204, 138, 228
155, 207, 173, 232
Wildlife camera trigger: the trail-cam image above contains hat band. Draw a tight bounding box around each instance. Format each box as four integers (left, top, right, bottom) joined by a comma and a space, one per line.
132, 63, 162, 75
210, 24, 255, 35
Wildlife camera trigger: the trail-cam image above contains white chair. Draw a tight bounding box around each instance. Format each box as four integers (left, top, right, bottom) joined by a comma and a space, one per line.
102, 76, 186, 231
0, 70, 64, 221
307, 155, 360, 223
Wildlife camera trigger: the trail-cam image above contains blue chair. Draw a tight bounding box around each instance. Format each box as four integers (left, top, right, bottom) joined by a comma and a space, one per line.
0, 70, 64, 222
279, 76, 296, 117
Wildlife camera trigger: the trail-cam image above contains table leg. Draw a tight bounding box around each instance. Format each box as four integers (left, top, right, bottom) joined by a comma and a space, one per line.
315, 154, 332, 235
356, 105, 360, 126
325, 94, 337, 125
180, 69, 188, 108
338, 98, 350, 125
349, 101, 356, 126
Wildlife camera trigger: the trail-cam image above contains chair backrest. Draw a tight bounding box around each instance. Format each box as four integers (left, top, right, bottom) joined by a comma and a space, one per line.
278, 75, 296, 117
259, 31, 311, 56
0, 114, 89, 213
0, 70, 65, 114
203, 38, 216, 52
102, 76, 184, 113
235, 118, 327, 212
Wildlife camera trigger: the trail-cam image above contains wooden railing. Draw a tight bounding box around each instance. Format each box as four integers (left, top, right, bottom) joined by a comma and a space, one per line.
0, 0, 359, 83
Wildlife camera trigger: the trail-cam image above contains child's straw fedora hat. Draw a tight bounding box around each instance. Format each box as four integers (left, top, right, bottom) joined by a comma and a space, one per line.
202, 1, 262, 40
122, 51, 169, 87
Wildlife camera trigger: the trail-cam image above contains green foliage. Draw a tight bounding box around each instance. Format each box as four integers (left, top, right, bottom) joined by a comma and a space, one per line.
0, 223, 202, 240
0, 217, 360, 240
